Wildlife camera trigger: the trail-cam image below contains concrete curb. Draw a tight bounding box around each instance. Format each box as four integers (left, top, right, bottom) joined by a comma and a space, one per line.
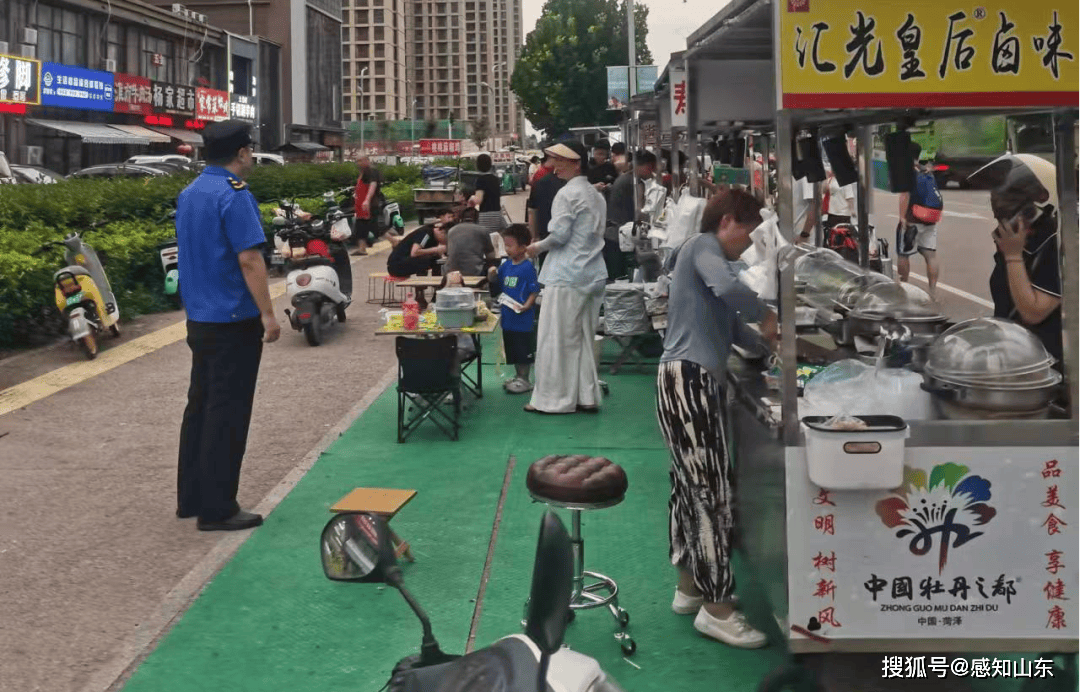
87, 364, 398, 692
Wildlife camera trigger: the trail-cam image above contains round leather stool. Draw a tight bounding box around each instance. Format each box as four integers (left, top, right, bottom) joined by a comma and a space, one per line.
525, 454, 635, 655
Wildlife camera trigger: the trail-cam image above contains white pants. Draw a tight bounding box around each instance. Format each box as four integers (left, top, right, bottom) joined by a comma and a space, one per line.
529, 284, 603, 413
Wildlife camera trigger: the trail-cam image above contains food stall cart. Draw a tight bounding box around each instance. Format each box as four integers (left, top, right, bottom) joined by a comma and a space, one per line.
674, 0, 1078, 688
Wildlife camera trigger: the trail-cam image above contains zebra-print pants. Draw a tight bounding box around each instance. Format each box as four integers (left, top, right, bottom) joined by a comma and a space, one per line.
655, 360, 735, 603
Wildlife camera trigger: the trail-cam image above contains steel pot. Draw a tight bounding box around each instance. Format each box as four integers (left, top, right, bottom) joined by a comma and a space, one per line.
921, 373, 1062, 414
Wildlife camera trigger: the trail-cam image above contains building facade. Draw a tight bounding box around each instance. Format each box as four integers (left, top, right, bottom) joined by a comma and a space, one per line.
340, 0, 523, 153
158, 0, 345, 158
0, 0, 246, 173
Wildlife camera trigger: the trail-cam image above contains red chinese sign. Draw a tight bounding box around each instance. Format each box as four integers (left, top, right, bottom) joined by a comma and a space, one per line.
196, 87, 229, 122
114, 73, 152, 115
419, 139, 462, 156
1040, 458, 1068, 630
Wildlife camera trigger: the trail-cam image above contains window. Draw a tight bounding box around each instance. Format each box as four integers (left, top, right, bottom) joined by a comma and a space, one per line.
374, 26, 384, 40
373, 9, 383, 22
375, 78, 385, 91
375, 61, 385, 76
358, 27, 369, 40
106, 24, 124, 71
141, 35, 173, 82
36, 6, 86, 66
356, 10, 368, 23
375, 45, 385, 58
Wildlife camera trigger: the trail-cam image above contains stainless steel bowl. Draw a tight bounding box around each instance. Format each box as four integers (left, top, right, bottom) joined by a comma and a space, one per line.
921, 374, 1062, 413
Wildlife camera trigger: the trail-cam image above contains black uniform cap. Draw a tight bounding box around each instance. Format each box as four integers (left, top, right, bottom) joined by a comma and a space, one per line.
593, 139, 611, 151
205, 120, 253, 161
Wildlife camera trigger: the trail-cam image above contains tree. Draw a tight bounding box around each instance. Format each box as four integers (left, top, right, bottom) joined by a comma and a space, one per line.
510, 0, 652, 139
424, 118, 440, 138
471, 117, 491, 150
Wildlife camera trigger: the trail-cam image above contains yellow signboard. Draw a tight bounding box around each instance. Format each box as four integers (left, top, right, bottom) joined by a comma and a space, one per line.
779, 1, 1078, 108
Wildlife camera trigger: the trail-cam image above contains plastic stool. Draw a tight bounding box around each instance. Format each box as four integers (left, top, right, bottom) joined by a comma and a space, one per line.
524, 454, 635, 656
381, 275, 409, 307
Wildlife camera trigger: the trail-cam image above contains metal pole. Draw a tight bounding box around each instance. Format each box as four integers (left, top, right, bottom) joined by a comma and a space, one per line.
777, 110, 799, 445
686, 60, 698, 195
857, 126, 873, 268
359, 67, 367, 154
1053, 110, 1078, 419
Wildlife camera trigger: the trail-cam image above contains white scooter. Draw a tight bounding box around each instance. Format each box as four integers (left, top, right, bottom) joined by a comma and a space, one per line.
275, 205, 353, 346
320, 510, 625, 692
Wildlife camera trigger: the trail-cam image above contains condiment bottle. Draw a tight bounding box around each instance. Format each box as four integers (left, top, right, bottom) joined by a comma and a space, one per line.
402, 290, 419, 330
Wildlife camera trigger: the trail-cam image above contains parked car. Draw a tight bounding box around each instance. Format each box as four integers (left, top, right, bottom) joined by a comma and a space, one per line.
10, 164, 64, 184
253, 153, 285, 166
126, 154, 192, 167
68, 164, 169, 179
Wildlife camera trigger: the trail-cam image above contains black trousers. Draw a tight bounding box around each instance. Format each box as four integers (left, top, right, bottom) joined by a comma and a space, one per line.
387, 256, 438, 278
177, 318, 264, 522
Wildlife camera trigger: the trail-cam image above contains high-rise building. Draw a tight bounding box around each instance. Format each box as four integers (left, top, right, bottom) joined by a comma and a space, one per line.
341, 0, 523, 151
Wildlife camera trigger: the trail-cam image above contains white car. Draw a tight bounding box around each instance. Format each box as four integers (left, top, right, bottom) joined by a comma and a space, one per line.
253, 153, 285, 166
126, 154, 193, 166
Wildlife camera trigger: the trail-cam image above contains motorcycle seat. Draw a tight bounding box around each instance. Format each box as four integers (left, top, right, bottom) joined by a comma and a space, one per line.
54, 266, 92, 280
390, 636, 560, 692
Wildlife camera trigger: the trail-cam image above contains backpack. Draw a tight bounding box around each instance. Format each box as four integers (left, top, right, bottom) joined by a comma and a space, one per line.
909, 171, 943, 224
825, 224, 860, 264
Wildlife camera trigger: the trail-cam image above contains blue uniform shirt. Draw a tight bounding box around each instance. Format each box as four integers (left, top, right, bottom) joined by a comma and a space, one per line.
492, 258, 540, 332
176, 166, 267, 322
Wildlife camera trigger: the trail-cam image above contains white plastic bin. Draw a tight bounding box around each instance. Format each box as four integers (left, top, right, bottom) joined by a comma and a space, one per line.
801, 416, 908, 490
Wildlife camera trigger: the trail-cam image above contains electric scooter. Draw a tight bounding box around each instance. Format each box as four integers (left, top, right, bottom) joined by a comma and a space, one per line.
320, 510, 626, 692
35, 226, 122, 359
276, 209, 352, 346
156, 210, 180, 308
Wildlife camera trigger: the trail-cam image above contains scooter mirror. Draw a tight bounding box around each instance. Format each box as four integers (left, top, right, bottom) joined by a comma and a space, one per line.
524, 510, 574, 657
320, 512, 398, 583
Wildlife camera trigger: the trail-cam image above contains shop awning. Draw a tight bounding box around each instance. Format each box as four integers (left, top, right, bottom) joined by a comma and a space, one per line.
148, 127, 204, 146
108, 124, 172, 144
283, 141, 329, 152
24, 119, 149, 145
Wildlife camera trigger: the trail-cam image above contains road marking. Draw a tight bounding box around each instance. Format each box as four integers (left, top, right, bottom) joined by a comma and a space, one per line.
905, 271, 995, 309
0, 241, 392, 418
84, 365, 399, 692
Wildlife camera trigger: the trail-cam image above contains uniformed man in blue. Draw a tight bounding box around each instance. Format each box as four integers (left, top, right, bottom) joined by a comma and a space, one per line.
175, 120, 281, 531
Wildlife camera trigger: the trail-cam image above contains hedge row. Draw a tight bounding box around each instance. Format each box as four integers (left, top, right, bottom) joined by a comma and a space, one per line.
0, 160, 448, 350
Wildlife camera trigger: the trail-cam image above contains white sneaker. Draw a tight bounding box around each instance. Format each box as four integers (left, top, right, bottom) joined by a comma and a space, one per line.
672, 589, 703, 615
506, 378, 533, 394
693, 607, 768, 649
672, 589, 738, 614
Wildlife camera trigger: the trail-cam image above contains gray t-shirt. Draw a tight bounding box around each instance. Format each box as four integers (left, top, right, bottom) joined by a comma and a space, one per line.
660, 233, 769, 381
445, 223, 494, 277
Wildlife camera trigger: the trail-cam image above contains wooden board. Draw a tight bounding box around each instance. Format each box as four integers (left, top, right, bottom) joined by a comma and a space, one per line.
375, 311, 500, 336
397, 276, 485, 289
331, 487, 417, 517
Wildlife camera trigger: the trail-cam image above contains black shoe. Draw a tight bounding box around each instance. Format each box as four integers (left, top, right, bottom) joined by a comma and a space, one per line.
576, 405, 600, 414
176, 508, 197, 519
197, 509, 264, 531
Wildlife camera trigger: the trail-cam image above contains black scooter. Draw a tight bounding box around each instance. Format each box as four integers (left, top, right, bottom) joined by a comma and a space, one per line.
320, 511, 626, 692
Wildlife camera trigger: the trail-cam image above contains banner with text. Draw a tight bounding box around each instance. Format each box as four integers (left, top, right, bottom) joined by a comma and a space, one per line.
41, 62, 113, 111
151, 82, 195, 117
196, 87, 230, 122
419, 139, 462, 156
779, 0, 1078, 108
114, 73, 152, 115
0, 54, 40, 105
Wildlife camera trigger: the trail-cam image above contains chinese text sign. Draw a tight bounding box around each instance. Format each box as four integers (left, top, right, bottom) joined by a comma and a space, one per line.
779, 1, 1078, 108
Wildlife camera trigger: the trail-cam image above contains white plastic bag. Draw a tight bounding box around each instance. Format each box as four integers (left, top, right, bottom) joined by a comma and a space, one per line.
738, 208, 786, 301
618, 221, 636, 252
660, 194, 706, 251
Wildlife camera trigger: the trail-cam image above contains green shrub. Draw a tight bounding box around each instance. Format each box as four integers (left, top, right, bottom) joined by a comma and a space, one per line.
0, 161, 438, 349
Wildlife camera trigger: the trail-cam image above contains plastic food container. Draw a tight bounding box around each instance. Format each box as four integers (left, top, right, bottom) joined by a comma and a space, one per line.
435, 306, 477, 328
801, 415, 908, 490
436, 287, 476, 310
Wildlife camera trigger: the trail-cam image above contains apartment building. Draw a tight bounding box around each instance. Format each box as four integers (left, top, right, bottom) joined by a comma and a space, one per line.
340, 0, 523, 151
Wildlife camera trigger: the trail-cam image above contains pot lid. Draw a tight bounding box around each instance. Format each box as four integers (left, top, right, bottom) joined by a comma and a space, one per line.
849, 282, 944, 320
837, 272, 893, 307
926, 317, 1055, 377
925, 367, 1062, 390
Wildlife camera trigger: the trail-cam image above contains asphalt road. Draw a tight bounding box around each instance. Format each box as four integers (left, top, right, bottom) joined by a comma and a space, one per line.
868, 187, 998, 323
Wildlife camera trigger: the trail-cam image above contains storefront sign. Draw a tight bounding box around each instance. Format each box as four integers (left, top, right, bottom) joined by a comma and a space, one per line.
419, 139, 462, 156
787, 447, 1077, 641
151, 82, 195, 116
779, 1, 1079, 108
40, 62, 113, 111
229, 93, 258, 123
0, 54, 40, 105
196, 87, 230, 122
114, 73, 152, 115
669, 67, 687, 128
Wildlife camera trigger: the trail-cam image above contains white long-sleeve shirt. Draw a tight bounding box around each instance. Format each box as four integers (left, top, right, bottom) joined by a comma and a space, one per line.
535, 175, 608, 290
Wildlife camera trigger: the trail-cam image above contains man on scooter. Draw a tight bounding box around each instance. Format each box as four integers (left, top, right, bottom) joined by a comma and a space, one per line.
175, 120, 280, 532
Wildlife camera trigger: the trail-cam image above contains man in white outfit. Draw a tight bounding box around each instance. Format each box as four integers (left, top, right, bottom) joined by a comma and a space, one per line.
524, 141, 609, 414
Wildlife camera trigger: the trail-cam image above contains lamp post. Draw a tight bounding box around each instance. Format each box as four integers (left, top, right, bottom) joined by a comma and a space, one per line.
480, 81, 495, 152
411, 98, 418, 158
359, 67, 368, 154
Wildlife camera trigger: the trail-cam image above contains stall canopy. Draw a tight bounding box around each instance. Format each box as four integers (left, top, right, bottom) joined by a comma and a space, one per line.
108, 124, 172, 144
24, 119, 149, 145
148, 127, 204, 146
281, 141, 329, 152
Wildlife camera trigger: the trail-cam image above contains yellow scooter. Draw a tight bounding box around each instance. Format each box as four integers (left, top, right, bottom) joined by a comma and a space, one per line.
38, 230, 121, 359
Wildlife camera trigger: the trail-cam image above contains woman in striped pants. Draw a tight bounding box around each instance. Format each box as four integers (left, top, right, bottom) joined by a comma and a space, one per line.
655, 189, 777, 649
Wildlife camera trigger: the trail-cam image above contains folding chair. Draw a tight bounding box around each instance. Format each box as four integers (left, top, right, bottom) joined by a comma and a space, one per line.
396, 336, 462, 443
